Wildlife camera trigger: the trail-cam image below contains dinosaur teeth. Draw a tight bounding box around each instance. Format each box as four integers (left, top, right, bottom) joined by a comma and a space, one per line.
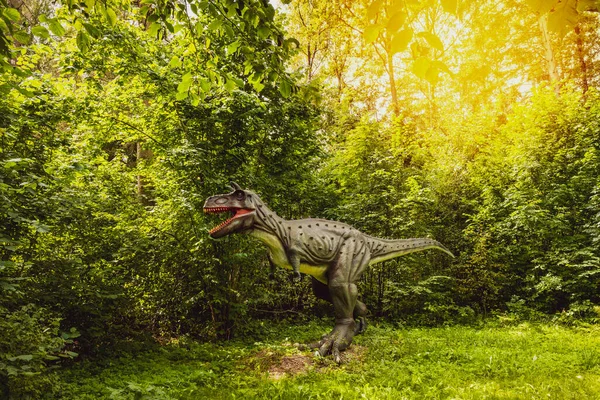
206, 208, 253, 235
203, 207, 230, 214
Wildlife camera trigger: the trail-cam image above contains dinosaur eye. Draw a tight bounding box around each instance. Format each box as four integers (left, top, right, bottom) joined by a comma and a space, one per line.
234, 190, 245, 201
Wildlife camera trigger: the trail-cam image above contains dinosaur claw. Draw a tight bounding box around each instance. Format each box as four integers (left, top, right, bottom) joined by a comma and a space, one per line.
332, 345, 342, 364
309, 322, 355, 363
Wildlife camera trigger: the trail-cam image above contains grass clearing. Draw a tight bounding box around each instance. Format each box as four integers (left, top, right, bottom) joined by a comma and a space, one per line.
54, 321, 600, 399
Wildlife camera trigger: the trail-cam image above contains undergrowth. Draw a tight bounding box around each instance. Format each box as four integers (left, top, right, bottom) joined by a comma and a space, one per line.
51, 319, 600, 399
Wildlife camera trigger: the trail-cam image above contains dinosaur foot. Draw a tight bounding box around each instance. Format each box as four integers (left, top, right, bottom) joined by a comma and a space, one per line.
307, 319, 356, 364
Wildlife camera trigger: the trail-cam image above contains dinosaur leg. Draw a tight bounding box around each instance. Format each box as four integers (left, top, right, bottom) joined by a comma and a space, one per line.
353, 300, 368, 335
312, 239, 370, 363
311, 277, 367, 335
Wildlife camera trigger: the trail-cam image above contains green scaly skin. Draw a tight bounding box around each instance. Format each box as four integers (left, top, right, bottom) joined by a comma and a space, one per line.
204, 183, 454, 363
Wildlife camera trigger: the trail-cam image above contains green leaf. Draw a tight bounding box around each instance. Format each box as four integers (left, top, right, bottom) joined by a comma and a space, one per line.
225, 78, 237, 92
13, 31, 31, 45
175, 90, 188, 100
190, 92, 200, 106
198, 77, 211, 92
83, 23, 101, 39
76, 31, 90, 52
227, 40, 241, 54
386, 11, 406, 32
34, 222, 50, 233
66, 351, 78, 358
367, 0, 383, 20
48, 19, 65, 37
440, 0, 458, 15
106, 8, 117, 27
168, 56, 181, 68
177, 77, 192, 93
148, 22, 161, 37
251, 80, 265, 92
278, 79, 291, 98
16, 355, 33, 361
412, 56, 430, 79
418, 31, 444, 51
32, 25, 50, 39
207, 19, 222, 32
257, 25, 270, 39
390, 28, 413, 54
182, 71, 193, 83
3, 8, 20, 22
194, 21, 204, 35
363, 24, 383, 44
0, 19, 7, 33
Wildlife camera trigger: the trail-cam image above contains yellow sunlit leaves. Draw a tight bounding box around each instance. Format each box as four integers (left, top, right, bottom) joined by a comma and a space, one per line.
525, 0, 556, 15
432, 60, 452, 75
386, 11, 406, 32
390, 28, 413, 54
367, 0, 383, 20
417, 31, 444, 51
363, 24, 383, 44
547, 0, 578, 36
425, 66, 439, 85
412, 57, 451, 84
577, 0, 600, 12
440, 0, 458, 15
526, 0, 587, 37
412, 56, 430, 79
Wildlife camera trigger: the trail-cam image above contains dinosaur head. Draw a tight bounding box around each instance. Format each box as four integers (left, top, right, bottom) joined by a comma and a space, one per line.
203, 182, 258, 238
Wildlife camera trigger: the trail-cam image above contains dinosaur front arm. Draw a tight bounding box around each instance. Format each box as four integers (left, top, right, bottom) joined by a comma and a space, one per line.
267, 252, 277, 280
288, 251, 302, 282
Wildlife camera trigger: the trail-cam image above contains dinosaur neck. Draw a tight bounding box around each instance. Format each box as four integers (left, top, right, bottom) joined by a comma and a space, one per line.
252, 199, 285, 238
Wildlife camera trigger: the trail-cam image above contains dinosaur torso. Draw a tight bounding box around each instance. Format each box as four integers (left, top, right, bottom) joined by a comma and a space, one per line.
247, 200, 452, 285
250, 218, 358, 283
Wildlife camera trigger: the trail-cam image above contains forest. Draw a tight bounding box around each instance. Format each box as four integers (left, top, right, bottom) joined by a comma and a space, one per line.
1, 0, 600, 398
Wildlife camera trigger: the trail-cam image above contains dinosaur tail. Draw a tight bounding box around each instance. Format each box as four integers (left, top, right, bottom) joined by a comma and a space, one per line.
368, 237, 454, 265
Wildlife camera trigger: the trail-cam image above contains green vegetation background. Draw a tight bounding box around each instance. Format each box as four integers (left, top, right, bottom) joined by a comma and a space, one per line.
1, 0, 600, 397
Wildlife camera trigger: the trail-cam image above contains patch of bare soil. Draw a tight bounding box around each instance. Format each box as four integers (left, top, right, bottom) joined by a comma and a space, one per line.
243, 343, 367, 379
242, 346, 314, 379
268, 354, 313, 380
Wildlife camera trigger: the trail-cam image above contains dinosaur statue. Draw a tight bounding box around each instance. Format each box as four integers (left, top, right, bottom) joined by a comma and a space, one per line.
203, 183, 453, 363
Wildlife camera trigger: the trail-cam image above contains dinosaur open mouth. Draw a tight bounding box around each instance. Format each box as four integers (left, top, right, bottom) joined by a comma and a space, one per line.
203, 207, 253, 235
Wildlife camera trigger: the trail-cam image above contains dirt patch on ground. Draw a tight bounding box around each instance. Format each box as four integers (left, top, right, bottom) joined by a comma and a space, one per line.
268, 354, 313, 379
243, 348, 313, 379
242, 343, 367, 379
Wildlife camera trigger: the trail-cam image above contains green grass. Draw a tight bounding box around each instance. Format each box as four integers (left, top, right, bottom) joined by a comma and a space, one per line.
54, 320, 600, 399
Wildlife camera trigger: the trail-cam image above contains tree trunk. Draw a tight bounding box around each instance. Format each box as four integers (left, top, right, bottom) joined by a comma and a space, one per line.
538, 14, 559, 84
574, 24, 589, 95
136, 142, 143, 197
387, 52, 400, 116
